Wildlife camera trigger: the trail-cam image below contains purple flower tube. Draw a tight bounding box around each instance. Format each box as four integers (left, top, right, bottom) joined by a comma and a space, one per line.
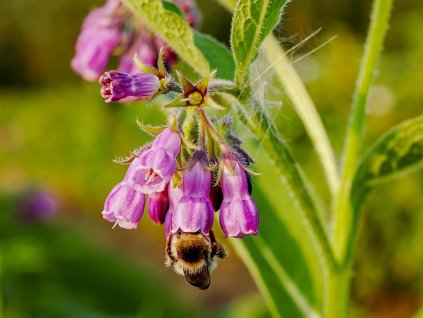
172, 162, 214, 235
102, 182, 146, 229
99, 71, 161, 103
219, 163, 259, 238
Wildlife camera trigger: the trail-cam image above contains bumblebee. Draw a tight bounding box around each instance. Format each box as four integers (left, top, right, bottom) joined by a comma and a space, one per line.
165, 230, 227, 290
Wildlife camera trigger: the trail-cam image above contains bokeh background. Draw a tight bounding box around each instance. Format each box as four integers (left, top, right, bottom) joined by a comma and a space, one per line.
1, 0, 423, 317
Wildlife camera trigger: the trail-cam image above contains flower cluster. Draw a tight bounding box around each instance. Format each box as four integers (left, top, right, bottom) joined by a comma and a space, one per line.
73, 1, 258, 289
102, 126, 259, 238
71, 0, 199, 81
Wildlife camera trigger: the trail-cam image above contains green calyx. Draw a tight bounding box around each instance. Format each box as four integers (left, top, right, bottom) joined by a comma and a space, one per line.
188, 92, 203, 106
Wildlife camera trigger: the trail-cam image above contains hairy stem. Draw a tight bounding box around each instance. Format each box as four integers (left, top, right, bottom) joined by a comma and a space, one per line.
262, 36, 339, 198
326, 0, 394, 316
332, 0, 394, 263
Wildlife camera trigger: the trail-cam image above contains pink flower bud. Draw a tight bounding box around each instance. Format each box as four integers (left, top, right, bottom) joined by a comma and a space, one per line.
99, 71, 161, 103
148, 186, 169, 224
102, 182, 145, 229
219, 163, 259, 237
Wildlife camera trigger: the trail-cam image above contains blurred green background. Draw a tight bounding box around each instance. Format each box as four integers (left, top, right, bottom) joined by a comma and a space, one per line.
1, 0, 423, 317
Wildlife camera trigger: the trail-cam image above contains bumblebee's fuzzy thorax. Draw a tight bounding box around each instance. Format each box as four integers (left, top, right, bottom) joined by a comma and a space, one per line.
172, 233, 211, 270
165, 231, 227, 290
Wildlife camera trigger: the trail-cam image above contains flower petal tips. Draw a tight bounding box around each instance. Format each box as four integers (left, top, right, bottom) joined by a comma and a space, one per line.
219, 198, 259, 238
128, 128, 181, 194
100, 71, 161, 103
219, 164, 259, 237
102, 182, 146, 229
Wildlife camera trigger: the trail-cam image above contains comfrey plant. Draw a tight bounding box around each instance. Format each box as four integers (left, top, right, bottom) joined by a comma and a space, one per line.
97, 58, 260, 288
73, 0, 423, 316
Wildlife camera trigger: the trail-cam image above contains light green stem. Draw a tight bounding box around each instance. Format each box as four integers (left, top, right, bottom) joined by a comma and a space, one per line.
324, 266, 350, 318
327, 0, 393, 316
263, 36, 339, 198
332, 0, 394, 263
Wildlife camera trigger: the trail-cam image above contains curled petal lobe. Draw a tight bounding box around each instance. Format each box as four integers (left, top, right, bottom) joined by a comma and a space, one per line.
102, 182, 146, 229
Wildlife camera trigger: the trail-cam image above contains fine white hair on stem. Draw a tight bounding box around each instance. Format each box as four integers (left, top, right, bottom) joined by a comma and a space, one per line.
234, 29, 336, 162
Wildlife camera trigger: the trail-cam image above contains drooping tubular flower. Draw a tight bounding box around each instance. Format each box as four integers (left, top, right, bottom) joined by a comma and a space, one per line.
219, 160, 259, 237
72, 0, 200, 80
102, 182, 146, 229
71, 0, 128, 81
171, 158, 215, 235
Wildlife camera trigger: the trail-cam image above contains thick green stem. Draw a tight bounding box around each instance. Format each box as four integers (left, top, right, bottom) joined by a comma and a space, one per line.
332, 0, 394, 263
262, 36, 339, 198
327, 0, 393, 316
324, 265, 351, 318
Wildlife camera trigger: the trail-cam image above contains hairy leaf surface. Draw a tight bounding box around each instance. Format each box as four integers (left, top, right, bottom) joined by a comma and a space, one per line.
231, 0, 289, 85
124, 0, 210, 76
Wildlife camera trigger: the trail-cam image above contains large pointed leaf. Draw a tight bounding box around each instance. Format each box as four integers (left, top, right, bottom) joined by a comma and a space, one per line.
193, 32, 235, 80
352, 115, 423, 214
162, 1, 235, 80
230, 0, 289, 85
123, 0, 210, 76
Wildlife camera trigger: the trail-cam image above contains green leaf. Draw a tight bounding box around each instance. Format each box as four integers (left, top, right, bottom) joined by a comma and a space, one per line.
123, 0, 210, 76
126, 0, 235, 80
231, 0, 289, 86
193, 32, 235, 80
231, 183, 322, 318
352, 115, 423, 212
